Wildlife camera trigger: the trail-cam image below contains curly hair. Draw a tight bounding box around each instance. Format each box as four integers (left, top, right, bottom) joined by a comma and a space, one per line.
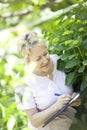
17, 31, 46, 63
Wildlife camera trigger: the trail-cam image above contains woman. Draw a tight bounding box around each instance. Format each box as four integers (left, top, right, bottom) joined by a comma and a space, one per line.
15, 31, 81, 130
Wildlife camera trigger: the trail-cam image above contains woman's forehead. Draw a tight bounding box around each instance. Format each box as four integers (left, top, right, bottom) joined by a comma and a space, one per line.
30, 45, 47, 57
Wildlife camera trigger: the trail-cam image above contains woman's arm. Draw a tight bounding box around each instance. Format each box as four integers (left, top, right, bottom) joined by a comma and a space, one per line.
24, 94, 71, 128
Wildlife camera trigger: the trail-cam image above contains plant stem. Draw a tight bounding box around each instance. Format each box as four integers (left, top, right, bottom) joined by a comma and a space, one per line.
77, 46, 84, 60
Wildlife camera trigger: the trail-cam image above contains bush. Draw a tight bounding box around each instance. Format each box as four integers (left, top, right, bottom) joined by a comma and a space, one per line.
0, 51, 28, 130
42, 2, 87, 130
44, 2, 87, 90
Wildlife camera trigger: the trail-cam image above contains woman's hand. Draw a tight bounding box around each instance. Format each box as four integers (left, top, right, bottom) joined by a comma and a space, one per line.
71, 92, 81, 106
55, 94, 71, 110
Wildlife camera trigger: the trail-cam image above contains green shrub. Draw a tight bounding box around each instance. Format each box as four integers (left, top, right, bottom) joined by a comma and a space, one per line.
44, 2, 87, 90
0, 52, 28, 130
42, 2, 87, 130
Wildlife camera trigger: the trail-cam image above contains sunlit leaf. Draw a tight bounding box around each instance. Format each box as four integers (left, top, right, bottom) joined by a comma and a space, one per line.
83, 60, 87, 66
0, 104, 5, 118
7, 116, 16, 130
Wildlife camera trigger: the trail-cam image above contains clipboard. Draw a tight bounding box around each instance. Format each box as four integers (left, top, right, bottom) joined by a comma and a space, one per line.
42, 86, 87, 127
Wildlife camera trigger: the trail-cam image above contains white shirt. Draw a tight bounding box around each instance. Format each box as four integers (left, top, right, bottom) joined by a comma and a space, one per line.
15, 54, 73, 111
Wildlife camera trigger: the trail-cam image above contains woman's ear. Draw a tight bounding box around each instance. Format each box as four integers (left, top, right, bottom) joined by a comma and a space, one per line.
24, 55, 30, 64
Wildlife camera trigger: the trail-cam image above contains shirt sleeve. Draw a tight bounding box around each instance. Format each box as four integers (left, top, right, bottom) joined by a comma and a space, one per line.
54, 54, 60, 60
60, 72, 73, 95
15, 85, 36, 110
50, 54, 60, 61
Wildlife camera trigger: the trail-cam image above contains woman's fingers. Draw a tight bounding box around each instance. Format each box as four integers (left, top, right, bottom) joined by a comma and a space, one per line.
56, 93, 81, 108
71, 92, 78, 98
57, 94, 71, 106
59, 94, 71, 101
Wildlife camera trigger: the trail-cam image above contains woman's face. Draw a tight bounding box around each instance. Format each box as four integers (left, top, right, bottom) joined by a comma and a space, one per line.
29, 45, 53, 75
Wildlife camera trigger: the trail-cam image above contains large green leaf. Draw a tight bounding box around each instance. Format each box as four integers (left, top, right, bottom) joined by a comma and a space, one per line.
83, 60, 87, 66
65, 71, 77, 86
65, 59, 80, 69
61, 53, 75, 61
61, 53, 70, 60
7, 116, 16, 130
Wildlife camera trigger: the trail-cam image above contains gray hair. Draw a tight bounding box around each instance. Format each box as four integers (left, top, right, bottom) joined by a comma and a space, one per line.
17, 31, 46, 63
17, 32, 46, 55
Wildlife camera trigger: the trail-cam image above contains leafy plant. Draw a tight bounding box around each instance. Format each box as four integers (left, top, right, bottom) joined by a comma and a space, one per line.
0, 49, 27, 129
42, 2, 87, 129
44, 2, 87, 90
1, 1, 87, 130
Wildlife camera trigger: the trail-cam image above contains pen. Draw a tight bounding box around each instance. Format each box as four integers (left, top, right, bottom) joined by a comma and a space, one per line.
55, 93, 62, 96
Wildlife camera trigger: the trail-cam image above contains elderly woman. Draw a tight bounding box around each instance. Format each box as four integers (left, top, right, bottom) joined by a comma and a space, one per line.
15, 31, 81, 130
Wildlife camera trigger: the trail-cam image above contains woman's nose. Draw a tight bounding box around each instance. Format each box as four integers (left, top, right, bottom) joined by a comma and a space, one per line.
42, 57, 48, 65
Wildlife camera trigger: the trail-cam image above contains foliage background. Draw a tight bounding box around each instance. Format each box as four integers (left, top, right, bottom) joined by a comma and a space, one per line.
0, 0, 87, 130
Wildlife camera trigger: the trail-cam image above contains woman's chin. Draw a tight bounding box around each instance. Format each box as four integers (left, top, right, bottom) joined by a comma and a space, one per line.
42, 68, 50, 74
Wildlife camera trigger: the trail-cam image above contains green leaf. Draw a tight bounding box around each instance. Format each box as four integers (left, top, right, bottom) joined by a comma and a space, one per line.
65, 72, 76, 86
54, 44, 65, 51
78, 66, 85, 73
65, 40, 73, 45
84, 102, 87, 109
7, 116, 16, 130
61, 53, 75, 61
62, 30, 73, 36
83, 60, 87, 66
57, 60, 66, 71
78, 27, 84, 32
39, 0, 47, 5
73, 40, 79, 45
32, 0, 38, 4
83, 40, 87, 49
0, 104, 5, 118
68, 54, 76, 60
65, 59, 80, 69
84, 73, 87, 82
80, 79, 87, 90
61, 53, 69, 60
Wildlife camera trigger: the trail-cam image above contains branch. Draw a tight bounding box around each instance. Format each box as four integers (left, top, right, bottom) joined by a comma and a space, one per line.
0, 0, 74, 19
0, 8, 32, 18
0, 0, 62, 18
0, 0, 24, 4
27, 2, 87, 27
